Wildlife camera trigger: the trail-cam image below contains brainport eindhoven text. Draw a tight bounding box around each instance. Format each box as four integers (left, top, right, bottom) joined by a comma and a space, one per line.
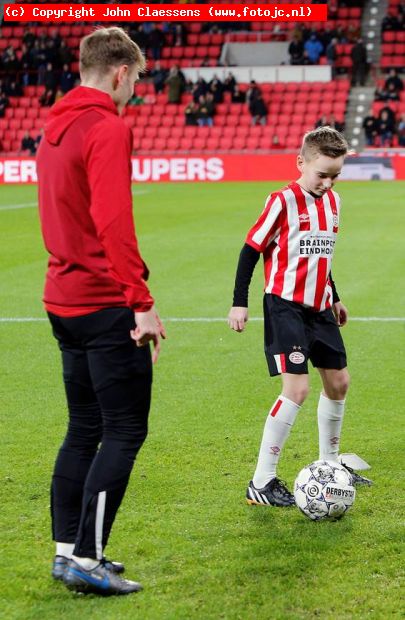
31, 5, 311, 20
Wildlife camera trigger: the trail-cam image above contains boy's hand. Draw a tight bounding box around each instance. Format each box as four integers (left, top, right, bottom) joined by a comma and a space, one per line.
333, 301, 348, 327
228, 306, 248, 332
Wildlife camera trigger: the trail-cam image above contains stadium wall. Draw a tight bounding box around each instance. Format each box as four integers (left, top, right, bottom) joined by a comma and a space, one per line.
1, 155, 405, 184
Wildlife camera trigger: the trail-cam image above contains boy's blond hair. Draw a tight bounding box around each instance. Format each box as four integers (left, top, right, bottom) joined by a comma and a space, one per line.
300, 126, 349, 160
79, 27, 146, 76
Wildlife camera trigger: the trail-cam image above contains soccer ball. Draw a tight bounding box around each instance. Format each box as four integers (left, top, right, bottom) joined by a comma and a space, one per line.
294, 460, 356, 521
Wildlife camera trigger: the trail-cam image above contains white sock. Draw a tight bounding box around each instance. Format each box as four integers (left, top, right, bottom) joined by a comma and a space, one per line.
252, 396, 300, 489
56, 542, 74, 559
71, 555, 100, 570
318, 392, 345, 463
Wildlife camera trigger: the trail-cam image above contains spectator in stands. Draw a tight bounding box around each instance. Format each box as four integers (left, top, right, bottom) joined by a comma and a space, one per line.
197, 94, 215, 127
173, 24, 188, 47
57, 41, 74, 68
381, 10, 401, 32
346, 24, 362, 44
49, 29, 62, 51
362, 113, 378, 146
192, 77, 208, 103
231, 85, 246, 103
0, 89, 9, 118
377, 110, 395, 146
288, 35, 304, 65
149, 25, 165, 61
249, 93, 268, 126
45, 40, 58, 67
23, 27, 37, 50
246, 80, 261, 105
129, 25, 148, 53
328, 114, 344, 133
319, 26, 334, 50
326, 38, 338, 78
375, 82, 400, 102
2, 46, 21, 74
315, 115, 329, 128
60, 64, 75, 94
379, 104, 396, 127
150, 61, 168, 94
184, 101, 199, 126
39, 89, 56, 107
4, 79, 23, 97
398, 113, 405, 147
271, 135, 284, 149
20, 132, 37, 156
209, 75, 224, 104
350, 39, 368, 87
35, 42, 49, 84
224, 72, 237, 93
304, 34, 323, 64
384, 70, 403, 96
44, 63, 58, 92
166, 66, 183, 103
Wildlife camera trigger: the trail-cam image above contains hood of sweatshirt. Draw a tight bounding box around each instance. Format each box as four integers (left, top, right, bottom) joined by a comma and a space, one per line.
44, 86, 118, 146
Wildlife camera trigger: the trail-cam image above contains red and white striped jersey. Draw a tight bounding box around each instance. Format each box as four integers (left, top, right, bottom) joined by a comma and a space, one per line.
246, 181, 341, 311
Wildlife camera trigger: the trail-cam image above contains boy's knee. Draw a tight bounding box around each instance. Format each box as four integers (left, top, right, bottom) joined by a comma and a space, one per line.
327, 370, 350, 400
283, 384, 310, 406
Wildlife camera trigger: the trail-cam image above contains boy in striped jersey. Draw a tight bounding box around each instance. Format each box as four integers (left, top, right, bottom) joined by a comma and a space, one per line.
228, 127, 372, 508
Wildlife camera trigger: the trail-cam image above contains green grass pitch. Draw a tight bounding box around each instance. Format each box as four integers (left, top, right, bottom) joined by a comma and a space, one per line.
0, 181, 404, 619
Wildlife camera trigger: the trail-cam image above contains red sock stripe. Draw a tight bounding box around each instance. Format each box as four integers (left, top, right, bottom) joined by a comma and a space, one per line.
270, 398, 283, 417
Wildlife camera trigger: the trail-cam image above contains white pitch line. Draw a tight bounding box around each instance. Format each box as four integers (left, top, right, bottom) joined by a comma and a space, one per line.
0, 190, 149, 212
0, 317, 404, 324
0, 202, 37, 211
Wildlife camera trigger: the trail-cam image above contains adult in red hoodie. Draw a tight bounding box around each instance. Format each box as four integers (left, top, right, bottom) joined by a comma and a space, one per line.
37, 27, 165, 595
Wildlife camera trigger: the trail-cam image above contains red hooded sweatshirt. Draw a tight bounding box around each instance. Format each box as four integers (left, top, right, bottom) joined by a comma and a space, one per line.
36, 85, 154, 317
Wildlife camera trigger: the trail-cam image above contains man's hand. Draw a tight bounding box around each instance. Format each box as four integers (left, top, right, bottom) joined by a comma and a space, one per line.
333, 301, 348, 327
131, 307, 166, 363
228, 306, 248, 332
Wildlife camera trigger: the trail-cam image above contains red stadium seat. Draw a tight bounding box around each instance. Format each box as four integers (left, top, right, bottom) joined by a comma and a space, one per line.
196, 46, 208, 58
233, 137, 246, 150
184, 126, 197, 138
193, 138, 206, 150
206, 138, 220, 150
223, 127, 235, 138
144, 127, 158, 138
154, 138, 167, 151
179, 138, 192, 150
161, 116, 175, 127
140, 138, 153, 151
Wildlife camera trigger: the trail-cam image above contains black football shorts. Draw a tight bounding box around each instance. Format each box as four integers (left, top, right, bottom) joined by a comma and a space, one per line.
263, 294, 347, 376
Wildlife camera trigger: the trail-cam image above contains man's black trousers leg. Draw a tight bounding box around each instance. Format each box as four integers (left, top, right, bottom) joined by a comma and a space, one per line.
49, 308, 152, 559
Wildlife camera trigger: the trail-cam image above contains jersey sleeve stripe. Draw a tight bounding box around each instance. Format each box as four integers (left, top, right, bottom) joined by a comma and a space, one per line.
247, 194, 283, 251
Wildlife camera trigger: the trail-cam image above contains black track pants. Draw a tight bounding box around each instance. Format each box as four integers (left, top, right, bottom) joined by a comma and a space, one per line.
48, 308, 152, 559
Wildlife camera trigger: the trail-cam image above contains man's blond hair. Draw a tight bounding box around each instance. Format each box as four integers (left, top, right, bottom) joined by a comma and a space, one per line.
79, 27, 146, 76
300, 126, 349, 160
